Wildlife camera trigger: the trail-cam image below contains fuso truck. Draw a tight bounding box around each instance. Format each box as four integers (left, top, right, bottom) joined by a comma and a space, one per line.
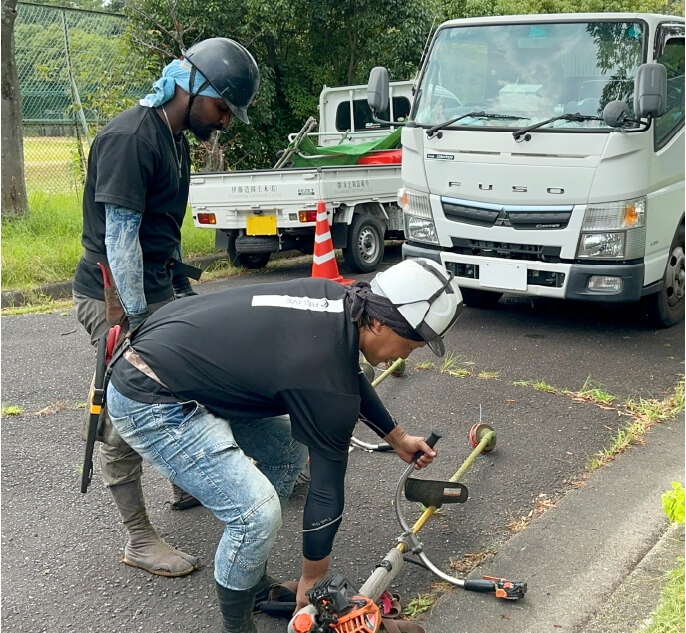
368, 12, 684, 325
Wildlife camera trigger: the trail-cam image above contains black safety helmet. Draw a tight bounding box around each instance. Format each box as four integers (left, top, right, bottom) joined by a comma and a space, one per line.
183, 37, 260, 124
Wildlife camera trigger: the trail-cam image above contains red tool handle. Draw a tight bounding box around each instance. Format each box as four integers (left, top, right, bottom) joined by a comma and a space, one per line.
96, 262, 114, 288
105, 325, 122, 363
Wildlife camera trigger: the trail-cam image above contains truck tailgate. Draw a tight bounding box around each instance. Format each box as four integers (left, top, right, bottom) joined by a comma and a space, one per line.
189, 164, 401, 217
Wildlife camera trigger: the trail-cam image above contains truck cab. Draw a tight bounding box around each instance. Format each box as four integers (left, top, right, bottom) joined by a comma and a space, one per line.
371, 13, 684, 326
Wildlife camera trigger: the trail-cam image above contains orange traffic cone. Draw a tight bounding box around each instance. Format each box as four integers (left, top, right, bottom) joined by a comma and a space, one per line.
311, 201, 354, 285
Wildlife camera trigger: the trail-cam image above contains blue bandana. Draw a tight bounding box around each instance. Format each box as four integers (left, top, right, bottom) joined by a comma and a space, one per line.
139, 58, 221, 107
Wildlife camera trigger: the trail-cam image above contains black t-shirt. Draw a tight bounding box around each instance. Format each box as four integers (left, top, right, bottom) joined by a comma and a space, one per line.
110, 278, 396, 459
73, 105, 191, 304
110, 278, 399, 560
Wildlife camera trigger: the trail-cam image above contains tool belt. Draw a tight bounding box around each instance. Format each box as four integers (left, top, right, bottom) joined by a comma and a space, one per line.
83, 251, 203, 280
84, 251, 202, 327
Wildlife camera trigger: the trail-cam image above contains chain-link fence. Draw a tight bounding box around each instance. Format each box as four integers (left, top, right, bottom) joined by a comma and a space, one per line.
16, 2, 150, 193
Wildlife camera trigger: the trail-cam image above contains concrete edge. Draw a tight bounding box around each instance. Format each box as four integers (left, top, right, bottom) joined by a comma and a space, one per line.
579, 521, 685, 633
420, 418, 685, 633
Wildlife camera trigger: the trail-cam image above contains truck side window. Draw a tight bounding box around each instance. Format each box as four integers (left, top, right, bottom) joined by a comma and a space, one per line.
655, 35, 684, 148
336, 97, 411, 132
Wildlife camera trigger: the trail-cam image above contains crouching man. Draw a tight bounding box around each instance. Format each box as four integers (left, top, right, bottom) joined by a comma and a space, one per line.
105, 258, 463, 632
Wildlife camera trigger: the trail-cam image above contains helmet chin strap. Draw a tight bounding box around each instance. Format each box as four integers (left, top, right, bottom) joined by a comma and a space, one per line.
184, 65, 212, 129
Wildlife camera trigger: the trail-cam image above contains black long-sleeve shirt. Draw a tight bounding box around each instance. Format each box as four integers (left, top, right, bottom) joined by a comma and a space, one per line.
110, 277, 397, 559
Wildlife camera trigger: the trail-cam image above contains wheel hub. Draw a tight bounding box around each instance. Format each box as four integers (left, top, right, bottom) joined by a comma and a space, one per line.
357, 227, 379, 263
665, 245, 685, 307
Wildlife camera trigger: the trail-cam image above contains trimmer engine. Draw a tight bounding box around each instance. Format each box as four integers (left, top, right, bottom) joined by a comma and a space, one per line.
290, 574, 382, 633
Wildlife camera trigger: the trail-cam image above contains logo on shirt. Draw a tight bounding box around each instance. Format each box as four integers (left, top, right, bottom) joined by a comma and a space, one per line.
251, 295, 344, 313
285, 296, 328, 309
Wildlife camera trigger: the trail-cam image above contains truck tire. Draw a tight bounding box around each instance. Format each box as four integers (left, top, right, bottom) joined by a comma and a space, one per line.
645, 224, 685, 327
226, 232, 272, 269
460, 288, 503, 308
343, 214, 385, 273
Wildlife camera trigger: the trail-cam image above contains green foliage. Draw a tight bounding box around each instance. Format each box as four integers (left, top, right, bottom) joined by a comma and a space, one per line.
436, 0, 682, 18
1, 405, 23, 416
642, 558, 685, 633
17, 0, 684, 176
662, 482, 686, 524
15, 7, 147, 124
1, 191, 215, 291
404, 594, 436, 617
122, 0, 435, 169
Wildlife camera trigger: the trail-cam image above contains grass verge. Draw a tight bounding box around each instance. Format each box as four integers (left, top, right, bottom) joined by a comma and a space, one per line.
641, 557, 685, 633
1, 191, 216, 292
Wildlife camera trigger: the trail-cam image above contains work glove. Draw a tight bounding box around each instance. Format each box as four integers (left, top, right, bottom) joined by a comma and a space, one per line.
126, 310, 149, 330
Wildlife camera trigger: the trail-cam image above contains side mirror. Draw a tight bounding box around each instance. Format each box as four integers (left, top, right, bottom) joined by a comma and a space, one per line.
367, 67, 390, 114
634, 63, 667, 118
602, 100, 630, 128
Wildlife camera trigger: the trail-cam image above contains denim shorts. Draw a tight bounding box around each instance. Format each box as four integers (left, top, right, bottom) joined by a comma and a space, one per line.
106, 381, 308, 589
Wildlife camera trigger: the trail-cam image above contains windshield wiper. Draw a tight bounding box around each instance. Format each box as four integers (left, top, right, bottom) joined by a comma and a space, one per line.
512, 112, 602, 140
427, 112, 528, 138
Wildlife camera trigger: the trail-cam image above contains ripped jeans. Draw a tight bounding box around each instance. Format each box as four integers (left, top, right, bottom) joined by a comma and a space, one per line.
106, 382, 308, 590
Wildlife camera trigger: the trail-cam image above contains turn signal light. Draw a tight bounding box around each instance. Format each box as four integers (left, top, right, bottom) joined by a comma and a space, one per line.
298, 210, 317, 223
196, 212, 216, 225
623, 203, 640, 227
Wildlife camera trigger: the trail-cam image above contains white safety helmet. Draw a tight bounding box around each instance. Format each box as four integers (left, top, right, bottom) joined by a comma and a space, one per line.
370, 258, 463, 357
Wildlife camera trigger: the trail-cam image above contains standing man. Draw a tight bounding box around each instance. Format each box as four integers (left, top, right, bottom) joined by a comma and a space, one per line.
73, 37, 260, 577
105, 258, 464, 632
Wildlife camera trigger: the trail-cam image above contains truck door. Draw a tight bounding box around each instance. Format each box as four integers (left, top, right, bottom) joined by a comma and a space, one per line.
645, 22, 684, 286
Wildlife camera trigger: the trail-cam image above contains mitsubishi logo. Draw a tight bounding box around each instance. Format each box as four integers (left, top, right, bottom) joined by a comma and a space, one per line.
494, 212, 512, 227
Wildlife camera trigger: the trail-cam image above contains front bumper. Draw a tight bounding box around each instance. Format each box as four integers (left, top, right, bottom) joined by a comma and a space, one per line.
402, 241, 646, 303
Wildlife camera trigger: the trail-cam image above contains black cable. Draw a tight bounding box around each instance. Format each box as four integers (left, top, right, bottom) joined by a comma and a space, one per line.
402, 555, 430, 571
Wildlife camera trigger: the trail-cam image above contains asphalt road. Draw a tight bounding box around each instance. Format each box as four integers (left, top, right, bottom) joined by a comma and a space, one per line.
1, 246, 683, 633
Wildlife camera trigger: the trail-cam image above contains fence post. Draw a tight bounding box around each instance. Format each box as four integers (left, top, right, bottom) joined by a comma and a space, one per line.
60, 9, 89, 177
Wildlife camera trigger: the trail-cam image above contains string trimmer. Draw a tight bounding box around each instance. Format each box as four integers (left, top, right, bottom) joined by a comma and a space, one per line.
287, 425, 527, 633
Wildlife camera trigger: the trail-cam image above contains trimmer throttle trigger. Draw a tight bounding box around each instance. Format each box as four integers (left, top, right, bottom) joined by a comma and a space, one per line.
412, 430, 442, 463
483, 575, 527, 600
464, 576, 528, 600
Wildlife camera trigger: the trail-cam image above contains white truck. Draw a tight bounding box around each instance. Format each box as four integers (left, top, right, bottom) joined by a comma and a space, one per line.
188, 81, 413, 271
368, 13, 684, 326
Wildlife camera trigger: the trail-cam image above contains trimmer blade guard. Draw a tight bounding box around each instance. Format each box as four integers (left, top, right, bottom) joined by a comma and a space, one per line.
404, 478, 468, 506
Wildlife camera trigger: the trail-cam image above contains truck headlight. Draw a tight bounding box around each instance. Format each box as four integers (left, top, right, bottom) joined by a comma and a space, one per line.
578, 232, 625, 258
406, 216, 438, 242
398, 187, 438, 244
577, 197, 646, 259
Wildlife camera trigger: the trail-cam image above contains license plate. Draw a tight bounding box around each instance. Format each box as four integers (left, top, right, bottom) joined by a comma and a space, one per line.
246, 215, 277, 235
479, 261, 527, 291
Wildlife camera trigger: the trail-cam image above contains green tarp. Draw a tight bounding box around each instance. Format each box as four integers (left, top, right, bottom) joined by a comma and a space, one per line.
290, 127, 401, 167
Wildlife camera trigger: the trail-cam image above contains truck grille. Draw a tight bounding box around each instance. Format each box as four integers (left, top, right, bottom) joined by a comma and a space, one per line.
449, 237, 562, 262
442, 197, 573, 230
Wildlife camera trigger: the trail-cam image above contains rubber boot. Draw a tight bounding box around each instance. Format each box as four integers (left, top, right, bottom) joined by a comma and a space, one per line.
216, 581, 259, 633
110, 479, 201, 577
169, 482, 202, 511
253, 563, 278, 609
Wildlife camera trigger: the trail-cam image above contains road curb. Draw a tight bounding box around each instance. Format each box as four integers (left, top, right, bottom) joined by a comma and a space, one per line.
0, 254, 228, 309
421, 418, 685, 633
580, 521, 684, 633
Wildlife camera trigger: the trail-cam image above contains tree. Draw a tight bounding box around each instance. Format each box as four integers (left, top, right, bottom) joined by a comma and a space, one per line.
122, 0, 435, 170
2, 0, 28, 217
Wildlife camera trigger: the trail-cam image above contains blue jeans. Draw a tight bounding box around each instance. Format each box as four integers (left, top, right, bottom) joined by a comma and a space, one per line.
106, 382, 308, 590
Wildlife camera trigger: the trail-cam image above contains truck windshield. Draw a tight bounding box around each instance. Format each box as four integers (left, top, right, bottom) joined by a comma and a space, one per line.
413, 20, 645, 131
